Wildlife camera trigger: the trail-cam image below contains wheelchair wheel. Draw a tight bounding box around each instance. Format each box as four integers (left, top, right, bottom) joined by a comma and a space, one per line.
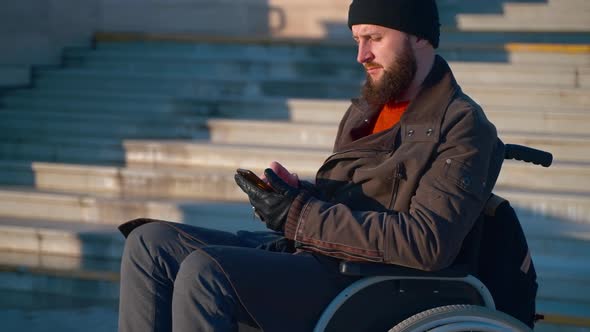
389, 304, 532, 332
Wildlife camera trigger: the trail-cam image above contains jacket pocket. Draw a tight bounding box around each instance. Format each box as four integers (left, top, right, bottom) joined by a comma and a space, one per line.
443, 158, 484, 197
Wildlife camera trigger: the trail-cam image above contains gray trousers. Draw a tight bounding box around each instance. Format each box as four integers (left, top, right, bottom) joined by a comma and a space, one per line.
118, 221, 356, 332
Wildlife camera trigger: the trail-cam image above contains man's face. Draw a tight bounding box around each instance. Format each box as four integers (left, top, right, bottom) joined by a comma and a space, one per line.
352, 24, 417, 107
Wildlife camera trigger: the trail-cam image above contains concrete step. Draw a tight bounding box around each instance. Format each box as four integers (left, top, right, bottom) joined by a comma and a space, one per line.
466, 85, 589, 109
206, 119, 590, 162
0, 66, 30, 88
535, 299, 590, 332
77, 44, 590, 68
440, 29, 590, 44
61, 50, 584, 87
0, 208, 588, 264
92, 32, 590, 66
6, 90, 590, 136
0, 159, 320, 200
125, 138, 590, 191
6, 90, 588, 137
0, 186, 268, 230
581, 67, 590, 88
0, 138, 125, 165
0, 262, 587, 330
503, 2, 590, 16
0, 206, 257, 302
0, 107, 206, 128
208, 119, 338, 149
11, 89, 590, 131
0, 251, 120, 301
1, 90, 188, 114
288, 101, 590, 134
62, 49, 365, 81
0, 222, 587, 325
1, 159, 588, 224
0, 209, 586, 265
456, 16, 590, 33
534, 255, 590, 306
496, 160, 590, 193
521, 211, 590, 259
494, 187, 590, 224
549, 0, 590, 10
449, 62, 581, 88
536, 299, 590, 331
457, 3, 590, 32
0, 289, 118, 332
124, 141, 327, 175
0, 111, 206, 140
32, 70, 590, 108
474, 108, 590, 135
0, 214, 588, 306
0, 217, 122, 260
0, 90, 292, 119
95, 31, 590, 55
499, 131, 590, 163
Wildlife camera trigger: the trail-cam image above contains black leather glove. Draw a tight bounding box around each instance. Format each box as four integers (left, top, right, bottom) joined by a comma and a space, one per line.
235, 168, 299, 232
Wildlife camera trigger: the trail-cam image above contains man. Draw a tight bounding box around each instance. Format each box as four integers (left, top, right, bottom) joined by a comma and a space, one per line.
118, 0, 505, 331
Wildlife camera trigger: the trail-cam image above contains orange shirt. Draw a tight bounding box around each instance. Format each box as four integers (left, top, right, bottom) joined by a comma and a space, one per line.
371, 100, 410, 134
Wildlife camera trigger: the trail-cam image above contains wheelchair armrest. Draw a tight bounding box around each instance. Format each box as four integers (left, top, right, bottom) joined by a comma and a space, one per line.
339, 261, 471, 278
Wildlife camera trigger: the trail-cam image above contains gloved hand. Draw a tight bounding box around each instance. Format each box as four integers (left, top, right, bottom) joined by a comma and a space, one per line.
235, 168, 299, 232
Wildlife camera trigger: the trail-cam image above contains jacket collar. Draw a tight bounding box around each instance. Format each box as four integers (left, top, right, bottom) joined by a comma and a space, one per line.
347, 55, 460, 145
400, 55, 460, 143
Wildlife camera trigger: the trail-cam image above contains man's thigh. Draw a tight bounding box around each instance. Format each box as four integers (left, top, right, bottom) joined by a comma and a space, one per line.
199, 245, 357, 332
130, 219, 280, 249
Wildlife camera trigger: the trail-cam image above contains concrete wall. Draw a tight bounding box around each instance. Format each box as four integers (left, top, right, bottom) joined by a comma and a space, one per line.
99, 0, 271, 37
0, 0, 99, 66
0, 0, 351, 67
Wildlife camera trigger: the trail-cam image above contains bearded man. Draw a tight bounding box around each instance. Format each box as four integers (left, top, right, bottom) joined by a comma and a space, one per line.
117, 0, 505, 331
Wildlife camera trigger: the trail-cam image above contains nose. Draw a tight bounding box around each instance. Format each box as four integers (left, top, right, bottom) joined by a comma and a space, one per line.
356, 40, 374, 64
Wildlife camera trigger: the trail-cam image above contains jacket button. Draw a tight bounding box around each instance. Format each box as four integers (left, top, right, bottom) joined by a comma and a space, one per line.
426, 128, 433, 136
462, 176, 472, 187
446, 159, 451, 164
407, 129, 415, 137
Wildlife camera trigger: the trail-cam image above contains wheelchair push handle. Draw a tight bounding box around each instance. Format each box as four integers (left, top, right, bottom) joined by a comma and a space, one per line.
505, 144, 552, 167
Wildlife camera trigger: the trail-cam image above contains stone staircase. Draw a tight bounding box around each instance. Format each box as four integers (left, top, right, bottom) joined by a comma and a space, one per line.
454, 0, 590, 32
1, 3, 590, 332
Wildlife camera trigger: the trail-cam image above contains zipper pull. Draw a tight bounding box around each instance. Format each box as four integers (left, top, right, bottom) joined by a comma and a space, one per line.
395, 163, 406, 180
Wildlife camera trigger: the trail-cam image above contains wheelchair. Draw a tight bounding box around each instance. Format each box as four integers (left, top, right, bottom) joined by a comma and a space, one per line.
310, 144, 552, 332
312, 261, 531, 332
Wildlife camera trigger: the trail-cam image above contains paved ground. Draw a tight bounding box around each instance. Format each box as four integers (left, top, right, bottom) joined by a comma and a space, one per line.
3, 289, 590, 331
0, 290, 118, 332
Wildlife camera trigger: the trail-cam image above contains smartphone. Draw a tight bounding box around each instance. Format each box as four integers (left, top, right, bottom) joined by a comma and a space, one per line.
236, 168, 275, 192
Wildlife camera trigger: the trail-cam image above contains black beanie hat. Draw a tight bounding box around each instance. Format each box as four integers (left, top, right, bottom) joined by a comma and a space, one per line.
348, 0, 440, 48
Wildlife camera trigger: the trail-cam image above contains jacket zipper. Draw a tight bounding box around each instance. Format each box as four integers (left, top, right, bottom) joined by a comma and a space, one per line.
389, 162, 405, 210
295, 242, 384, 263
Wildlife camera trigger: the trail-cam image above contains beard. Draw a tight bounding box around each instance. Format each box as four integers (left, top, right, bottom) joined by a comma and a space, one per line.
361, 41, 417, 108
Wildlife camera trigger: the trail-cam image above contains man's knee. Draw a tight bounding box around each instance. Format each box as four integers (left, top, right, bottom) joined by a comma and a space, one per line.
174, 249, 222, 289
121, 221, 182, 268
172, 249, 243, 330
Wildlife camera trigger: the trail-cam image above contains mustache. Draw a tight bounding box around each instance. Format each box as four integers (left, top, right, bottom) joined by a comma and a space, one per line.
363, 62, 383, 70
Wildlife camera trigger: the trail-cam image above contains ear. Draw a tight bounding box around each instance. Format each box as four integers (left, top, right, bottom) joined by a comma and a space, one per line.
411, 36, 431, 50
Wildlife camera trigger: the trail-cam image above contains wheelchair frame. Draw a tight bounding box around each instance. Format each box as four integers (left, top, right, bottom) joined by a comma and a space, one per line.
313, 266, 495, 331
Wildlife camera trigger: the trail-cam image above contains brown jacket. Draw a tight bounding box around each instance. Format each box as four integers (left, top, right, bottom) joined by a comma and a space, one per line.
284, 56, 505, 271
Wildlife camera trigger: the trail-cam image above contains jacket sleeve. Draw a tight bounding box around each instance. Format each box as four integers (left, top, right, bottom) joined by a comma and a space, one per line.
283, 105, 504, 271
